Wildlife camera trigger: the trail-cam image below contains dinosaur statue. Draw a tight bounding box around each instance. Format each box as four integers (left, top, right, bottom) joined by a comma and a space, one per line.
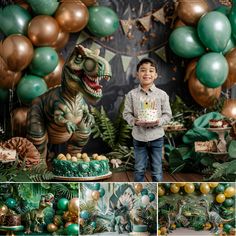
23, 193, 54, 234
199, 199, 233, 234
26, 44, 111, 167
174, 199, 190, 228
110, 192, 134, 234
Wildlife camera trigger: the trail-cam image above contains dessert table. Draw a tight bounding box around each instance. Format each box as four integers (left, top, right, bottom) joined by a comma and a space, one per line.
0, 225, 24, 236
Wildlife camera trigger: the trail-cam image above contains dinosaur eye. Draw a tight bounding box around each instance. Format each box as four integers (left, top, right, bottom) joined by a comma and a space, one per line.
84, 58, 96, 72
75, 54, 83, 64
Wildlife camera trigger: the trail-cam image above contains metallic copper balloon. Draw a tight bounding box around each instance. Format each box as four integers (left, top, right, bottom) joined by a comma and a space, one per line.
28, 15, 60, 46
0, 205, 8, 215
47, 223, 58, 233
177, 0, 209, 26
91, 190, 100, 201
184, 58, 198, 81
0, 56, 22, 89
221, 99, 236, 119
188, 71, 221, 108
2, 35, 34, 72
223, 48, 236, 89
44, 54, 64, 88
51, 30, 70, 52
55, 2, 89, 32
68, 198, 79, 215
11, 107, 29, 137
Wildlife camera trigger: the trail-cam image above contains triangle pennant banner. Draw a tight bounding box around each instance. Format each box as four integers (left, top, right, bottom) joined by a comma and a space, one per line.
76, 31, 90, 44
138, 15, 152, 31
121, 55, 133, 72
120, 18, 135, 36
152, 7, 165, 25
155, 46, 167, 62
104, 49, 116, 62
137, 54, 149, 61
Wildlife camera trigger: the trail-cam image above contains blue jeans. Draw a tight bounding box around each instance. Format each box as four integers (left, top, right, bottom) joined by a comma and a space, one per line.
133, 137, 164, 182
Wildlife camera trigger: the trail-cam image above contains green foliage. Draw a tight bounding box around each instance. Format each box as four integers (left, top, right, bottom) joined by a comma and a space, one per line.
50, 183, 78, 200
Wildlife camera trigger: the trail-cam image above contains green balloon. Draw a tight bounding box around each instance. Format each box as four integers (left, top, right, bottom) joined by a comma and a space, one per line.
0, 5, 32, 36
16, 75, 48, 104
169, 26, 205, 58
87, 6, 119, 37
223, 36, 236, 55
26, 0, 59, 15
229, 2, 236, 40
215, 5, 231, 16
0, 88, 9, 102
197, 11, 231, 52
29, 47, 59, 77
196, 52, 228, 88
66, 223, 79, 236
98, 187, 105, 197
57, 198, 69, 211
5, 198, 16, 209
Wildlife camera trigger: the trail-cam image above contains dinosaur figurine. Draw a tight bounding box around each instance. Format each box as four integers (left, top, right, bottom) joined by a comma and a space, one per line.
199, 199, 233, 234
110, 192, 134, 234
24, 193, 54, 234
26, 45, 111, 166
174, 199, 190, 228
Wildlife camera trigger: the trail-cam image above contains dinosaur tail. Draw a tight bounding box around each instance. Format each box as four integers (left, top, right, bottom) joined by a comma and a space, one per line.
222, 218, 234, 223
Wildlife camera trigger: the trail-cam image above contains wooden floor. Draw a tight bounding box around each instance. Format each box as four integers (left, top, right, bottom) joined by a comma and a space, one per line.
102, 170, 204, 182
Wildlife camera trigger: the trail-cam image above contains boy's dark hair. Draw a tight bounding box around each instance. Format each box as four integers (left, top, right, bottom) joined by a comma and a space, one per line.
136, 57, 158, 72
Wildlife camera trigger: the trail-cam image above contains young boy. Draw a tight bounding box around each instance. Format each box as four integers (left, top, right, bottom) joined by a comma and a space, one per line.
123, 58, 172, 182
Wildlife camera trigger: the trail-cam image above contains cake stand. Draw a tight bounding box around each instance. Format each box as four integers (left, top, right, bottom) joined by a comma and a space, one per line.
0, 225, 24, 236
54, 171, 112, 181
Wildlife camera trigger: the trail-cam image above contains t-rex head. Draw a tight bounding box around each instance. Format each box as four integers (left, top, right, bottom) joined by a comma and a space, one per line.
40, 193, 54, 208
62, 44, 112, 103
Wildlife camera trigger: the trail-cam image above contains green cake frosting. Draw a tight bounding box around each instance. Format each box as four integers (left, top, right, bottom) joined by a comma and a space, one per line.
52, 159, 110, 177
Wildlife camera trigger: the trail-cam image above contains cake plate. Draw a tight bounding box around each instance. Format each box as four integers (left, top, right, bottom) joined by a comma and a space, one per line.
0, 225, 24, 236
54, 171, 112, 181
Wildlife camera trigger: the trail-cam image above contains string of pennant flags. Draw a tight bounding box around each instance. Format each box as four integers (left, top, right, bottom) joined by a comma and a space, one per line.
77, 31, 167, 73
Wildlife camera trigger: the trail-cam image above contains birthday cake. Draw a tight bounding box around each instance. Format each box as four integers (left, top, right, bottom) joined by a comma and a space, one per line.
138, 109, 158, 123
209, 119, 229, 128
52, 153, 110, 178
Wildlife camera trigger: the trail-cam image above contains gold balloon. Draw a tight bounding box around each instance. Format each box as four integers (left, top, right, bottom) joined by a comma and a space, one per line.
2, 35, 34, 72
134, 183, 143, 193
91, 190, 100, 201
51, 30, 70, 52
0, 56, 22, 89
28, 15, 60, 47
224, 187, 235, 198
47, 223, 58, 233
184, 58, 198, 81
158, 186, 165, 196
170, 184, 180, 194
176, 182, 186, 187
223, 48, 236, 89
0, 205, 8, 215
184, 183, 195, 193
68, 198, 79, 215
221, 99, 236, 119
188, 71, 221, 108
63, 211, 72, 221
208, 182, 219, 188
200, 183, 210, 194
55, 2, 89, 32
44, 55, 64, 88
216, 193, 226, 203
11, 107, 29, 137
177, 0, 209, 26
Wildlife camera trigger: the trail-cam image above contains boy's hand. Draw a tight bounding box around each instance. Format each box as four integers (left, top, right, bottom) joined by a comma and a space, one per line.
135, 119, 159, 127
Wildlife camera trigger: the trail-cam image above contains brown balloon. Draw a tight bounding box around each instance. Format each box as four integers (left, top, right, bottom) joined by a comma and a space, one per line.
177, 0, 209, 26
55, 2, 89, 32
184, 58, 198, 82
0, 205, 8, 215
221, 99, 236, 119
188, 71, 221, 108
2, 35, 34, 72
134, 183, 143, 193
91, 190, 100, 201
68, 198, 79, 215
28, 15, 60, 47
0, 56, 22, 89
51, 29, 70, 51
223, 48, 236, 89
11, 107, 29, 137
44, 54, 64, 88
